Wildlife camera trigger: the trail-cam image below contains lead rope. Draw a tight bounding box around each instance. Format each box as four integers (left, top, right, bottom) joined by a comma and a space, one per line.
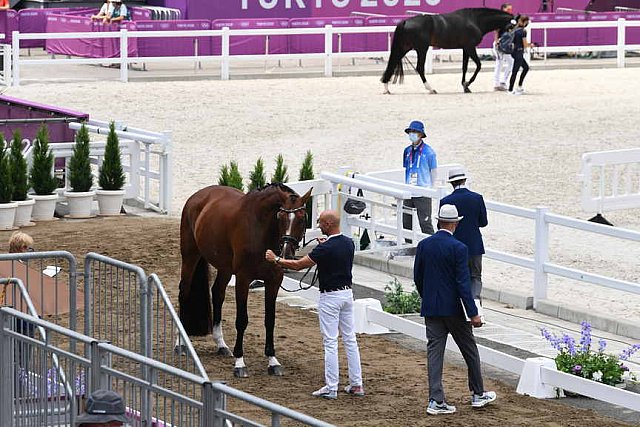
279, 238, 319, 293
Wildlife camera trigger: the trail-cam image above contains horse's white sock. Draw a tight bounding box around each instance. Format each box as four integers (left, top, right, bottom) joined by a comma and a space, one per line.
213, 324, 228, 350
423, 81, 434, 92
235, 357, 246, 369
268, 356, 281, 367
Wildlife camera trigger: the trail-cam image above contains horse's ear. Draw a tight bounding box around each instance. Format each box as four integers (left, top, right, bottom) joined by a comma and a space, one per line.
299, 188, 313, 204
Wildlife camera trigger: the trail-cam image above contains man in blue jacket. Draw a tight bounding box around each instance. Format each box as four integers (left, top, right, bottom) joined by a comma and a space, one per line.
440, 167, 488, 299
414, 204, 496, 415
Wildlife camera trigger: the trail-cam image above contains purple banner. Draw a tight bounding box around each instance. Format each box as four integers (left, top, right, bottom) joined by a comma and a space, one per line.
289, 16, 365, 53
130, 7, 153, 21
137, 20, 211, 57
212, 18, 289, 55
364, 15, 407, 52
530, 12, 588, 46
0, 10, 19, 44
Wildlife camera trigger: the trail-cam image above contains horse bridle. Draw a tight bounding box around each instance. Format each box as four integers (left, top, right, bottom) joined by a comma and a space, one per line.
277, 206, 307, 256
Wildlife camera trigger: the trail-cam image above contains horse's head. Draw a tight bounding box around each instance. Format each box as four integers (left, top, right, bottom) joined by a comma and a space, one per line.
276, 187, 313, 259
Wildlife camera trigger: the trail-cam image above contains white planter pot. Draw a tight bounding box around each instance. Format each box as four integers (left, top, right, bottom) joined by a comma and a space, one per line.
0, 202, 18, 230
64, 190, 95, 219
31, 194, 59, 222
14, 198, 36, 227
96, 189, 125, 216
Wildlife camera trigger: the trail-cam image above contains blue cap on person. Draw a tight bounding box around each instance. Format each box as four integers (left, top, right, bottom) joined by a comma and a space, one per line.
404, 120, 426, 138
75, 389, 129, 426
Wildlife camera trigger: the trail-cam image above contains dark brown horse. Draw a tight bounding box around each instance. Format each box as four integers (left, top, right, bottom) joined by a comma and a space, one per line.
381, 8, 515, 94
178, 183, 312, 377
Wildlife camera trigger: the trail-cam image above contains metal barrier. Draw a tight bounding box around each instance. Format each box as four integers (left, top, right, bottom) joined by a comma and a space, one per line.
579, 148, 640, 215
0, 307, 334, 427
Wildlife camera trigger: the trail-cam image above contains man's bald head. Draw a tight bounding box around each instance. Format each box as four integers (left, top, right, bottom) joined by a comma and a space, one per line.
318, 210, 340, 235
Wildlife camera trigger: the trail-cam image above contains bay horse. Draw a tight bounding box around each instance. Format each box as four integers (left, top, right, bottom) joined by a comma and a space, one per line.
381, 8, 515, 94
178, 183, 312, 377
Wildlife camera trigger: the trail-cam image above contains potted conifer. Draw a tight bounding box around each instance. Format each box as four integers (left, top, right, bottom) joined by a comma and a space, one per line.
248, 158, 266, 191
0, 135, 17, 230
63, 124, 95, 218
96, 122, 125, 216
29, 125, 59, 222
9, 130, 35, 227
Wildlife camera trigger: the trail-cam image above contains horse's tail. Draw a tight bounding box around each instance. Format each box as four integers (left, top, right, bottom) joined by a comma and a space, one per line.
381, 20, 407, 85
179, 257, 212, 336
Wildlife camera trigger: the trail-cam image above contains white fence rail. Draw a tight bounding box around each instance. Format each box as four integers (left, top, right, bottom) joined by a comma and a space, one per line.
289, 170, 640, 310
5, 18, 640, 85
579, 148, 640, 214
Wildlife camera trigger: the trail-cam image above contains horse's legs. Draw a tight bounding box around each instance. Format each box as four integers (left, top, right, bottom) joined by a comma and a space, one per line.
211, 269, 233, 357
264, 277, 284, 376
415, 47, 437, 94
381, 47, 410, 94
232, 274, 250, 378
465, 47, 482, 90
461, 50, 471, 93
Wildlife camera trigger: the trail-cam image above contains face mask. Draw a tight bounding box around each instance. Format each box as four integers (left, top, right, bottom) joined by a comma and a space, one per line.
408, 133, 421, 143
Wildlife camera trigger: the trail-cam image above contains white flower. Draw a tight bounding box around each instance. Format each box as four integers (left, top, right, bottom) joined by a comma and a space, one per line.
592, 370, 603, 382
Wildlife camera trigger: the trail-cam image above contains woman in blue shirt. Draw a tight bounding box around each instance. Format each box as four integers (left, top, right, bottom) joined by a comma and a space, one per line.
508, 15, 532, 95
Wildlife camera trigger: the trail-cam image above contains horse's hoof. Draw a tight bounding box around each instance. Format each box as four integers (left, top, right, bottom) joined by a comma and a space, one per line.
383, 90, 391, 95
464, 87, 472, 93
234, 367, 250, 378
173, 345, 187, 356
268, 365, 284, 376
216, 347, 233, 357
430, 90, 438, 94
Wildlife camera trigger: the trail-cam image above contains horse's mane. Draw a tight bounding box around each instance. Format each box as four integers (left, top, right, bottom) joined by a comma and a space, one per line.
250, 182, 298, 197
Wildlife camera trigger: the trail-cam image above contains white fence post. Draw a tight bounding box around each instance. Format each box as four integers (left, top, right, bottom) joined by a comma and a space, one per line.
120, 29, 128, 82
324, 25, 333, 77
533, 206, 549, 308
11, 31, 19, 87
617, 18, 626, 68
395, 197, 404, 246
161, 131, 172, 214
221, 27, 230, 80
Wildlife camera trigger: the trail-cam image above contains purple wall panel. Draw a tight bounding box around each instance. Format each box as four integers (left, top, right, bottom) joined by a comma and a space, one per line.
0, 95, 88, 143
212, 18, 289, 55
289, 17, 365, 54
530, 13, 588, 46
135, 21, 175, 57
96, 21, 138, 58
588, 11, 625, 45
137, 20, 211, 57
130, 7, 153, 21
0, 10, 19, 44
364, 15, 408, 52
45, 15, 96, 57
626, 13, 640, 44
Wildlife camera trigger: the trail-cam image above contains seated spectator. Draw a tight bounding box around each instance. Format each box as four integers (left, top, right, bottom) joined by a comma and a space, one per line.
76, 389, 129, 426
0, 0, 10, 10
9, 231, 34, 254
104, 0, 129, 24
91, 0, 112, 21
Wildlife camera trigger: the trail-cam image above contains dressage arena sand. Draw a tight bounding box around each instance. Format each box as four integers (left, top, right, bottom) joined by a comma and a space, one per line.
6, 66, 640, 324
1, 216, 634, 427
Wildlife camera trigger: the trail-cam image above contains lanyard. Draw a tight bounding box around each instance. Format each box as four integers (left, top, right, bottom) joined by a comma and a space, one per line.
408, 143, 425, 171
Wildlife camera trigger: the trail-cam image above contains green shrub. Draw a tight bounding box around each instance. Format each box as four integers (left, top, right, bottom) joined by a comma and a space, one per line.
68, 124, 93, 192
271, 154, 289, 183
29, 125, 58, 195
383, 278, 422, 314
248, 157, 266, 191
9, 130, 28, 201
98, 122, 125, 191
0, 135, 14, 203
218, 164, 231, 186
228, 161, 243, 192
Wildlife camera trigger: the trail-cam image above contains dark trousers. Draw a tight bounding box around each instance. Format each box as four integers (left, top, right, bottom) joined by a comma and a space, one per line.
509, 50, 529, 91
469, 255, 483, 300
403, 197, 434, 236
425, 316, 484, 402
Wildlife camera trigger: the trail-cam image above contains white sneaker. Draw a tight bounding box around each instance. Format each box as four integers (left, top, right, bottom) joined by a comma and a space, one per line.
516, 87, 525, 94
427, 399, 457, 415
509, 90, 521, 96
471, 391, 497, 408
311, 386, 337, 400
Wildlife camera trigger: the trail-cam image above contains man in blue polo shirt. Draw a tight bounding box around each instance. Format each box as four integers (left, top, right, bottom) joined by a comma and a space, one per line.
403, 120, 437, 236
265, 210, 363, 400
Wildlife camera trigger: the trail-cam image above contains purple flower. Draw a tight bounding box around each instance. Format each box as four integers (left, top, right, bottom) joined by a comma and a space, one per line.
620, 364, 629, 371
619, 343, 640, 361
579, 321, 592, 353
572, 365, 582, 373
563, 334, 577, 356
541, 328, 564, 352
598, 339, 607, 353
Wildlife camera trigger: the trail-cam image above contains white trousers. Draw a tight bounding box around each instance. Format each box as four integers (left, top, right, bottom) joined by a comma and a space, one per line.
493, 50, 514, 86
318, 289, 363, 391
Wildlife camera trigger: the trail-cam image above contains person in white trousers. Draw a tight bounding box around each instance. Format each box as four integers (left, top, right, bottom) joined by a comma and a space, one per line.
266, 210, 363, 400
494, 3, 514, 91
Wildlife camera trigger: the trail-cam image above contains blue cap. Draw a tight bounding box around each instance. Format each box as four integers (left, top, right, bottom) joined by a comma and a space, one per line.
404, 120, 426, 137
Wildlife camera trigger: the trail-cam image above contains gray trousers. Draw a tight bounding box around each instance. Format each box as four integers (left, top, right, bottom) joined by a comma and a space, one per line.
469, 255, 483, 299
425, 316, 484, 402
403, 197, 434, 236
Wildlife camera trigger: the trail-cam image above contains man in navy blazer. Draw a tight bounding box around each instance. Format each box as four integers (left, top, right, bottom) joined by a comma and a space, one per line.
439, 167, 488, 299
414, 204, 496, 415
